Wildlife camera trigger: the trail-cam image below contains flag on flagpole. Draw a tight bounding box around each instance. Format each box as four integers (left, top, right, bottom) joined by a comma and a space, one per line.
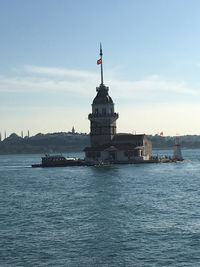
97, 58, 101, 65
160, 132, 163, 136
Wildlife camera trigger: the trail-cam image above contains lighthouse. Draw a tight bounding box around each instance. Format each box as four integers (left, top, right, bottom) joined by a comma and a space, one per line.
84, 45, 152, 163
173, 136, 183, 161
88, 43, 119, 147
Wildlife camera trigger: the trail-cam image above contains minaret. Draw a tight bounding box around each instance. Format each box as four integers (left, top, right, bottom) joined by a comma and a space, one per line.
21, 131, 23, 138
88, 44, 119, 147
28, 130, 30, 138
4, 131, 6, 140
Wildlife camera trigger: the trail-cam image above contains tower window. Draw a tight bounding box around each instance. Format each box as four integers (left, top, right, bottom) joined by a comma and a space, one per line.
95, 108, 98, 114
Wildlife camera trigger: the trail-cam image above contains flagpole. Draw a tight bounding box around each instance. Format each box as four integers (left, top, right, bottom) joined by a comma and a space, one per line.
100, 43, 103, 85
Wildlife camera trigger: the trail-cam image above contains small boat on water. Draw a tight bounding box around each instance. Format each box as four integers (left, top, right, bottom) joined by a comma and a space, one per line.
32, 154, 85, 167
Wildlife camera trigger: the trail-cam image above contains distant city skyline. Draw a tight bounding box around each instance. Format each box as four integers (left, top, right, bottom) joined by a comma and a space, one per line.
1, 0, 200, 136
0, 127, 82, 141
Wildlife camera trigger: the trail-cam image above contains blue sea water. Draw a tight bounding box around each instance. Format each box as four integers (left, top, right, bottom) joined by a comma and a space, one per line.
0, 150, 200, 266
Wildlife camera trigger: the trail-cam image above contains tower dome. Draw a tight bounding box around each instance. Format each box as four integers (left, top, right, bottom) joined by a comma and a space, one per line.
93, 84, 113, 105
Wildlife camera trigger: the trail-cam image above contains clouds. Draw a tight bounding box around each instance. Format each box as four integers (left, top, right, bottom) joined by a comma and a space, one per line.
1, 64, 200, 135
110, 75, 197, 99
0, 65, 197, 102
24, 65, 98, 80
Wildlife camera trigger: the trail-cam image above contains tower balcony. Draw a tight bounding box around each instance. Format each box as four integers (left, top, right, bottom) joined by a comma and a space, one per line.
88, 112, 119, 120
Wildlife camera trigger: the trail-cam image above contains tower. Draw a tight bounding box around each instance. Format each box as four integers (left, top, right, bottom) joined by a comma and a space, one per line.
88, 44, 118, 147
173, 136, 183, 161
84, 45, 152, 163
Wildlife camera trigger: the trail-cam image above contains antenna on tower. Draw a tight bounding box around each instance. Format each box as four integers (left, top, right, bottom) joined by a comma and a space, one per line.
97, 43, 104, 85
100, 43, 104, 85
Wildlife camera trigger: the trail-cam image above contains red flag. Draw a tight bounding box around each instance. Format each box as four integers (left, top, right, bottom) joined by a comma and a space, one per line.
160, 132, 163, 136
97, 58, 101, 65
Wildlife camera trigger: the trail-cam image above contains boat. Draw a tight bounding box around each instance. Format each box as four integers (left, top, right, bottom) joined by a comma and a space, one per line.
32, 154, 85, 167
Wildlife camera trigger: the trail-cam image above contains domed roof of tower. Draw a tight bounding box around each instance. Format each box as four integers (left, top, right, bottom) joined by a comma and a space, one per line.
92, 84, 113, 105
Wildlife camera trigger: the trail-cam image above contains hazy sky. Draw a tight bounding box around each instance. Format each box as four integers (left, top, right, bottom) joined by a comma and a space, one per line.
1, 0, 200, 137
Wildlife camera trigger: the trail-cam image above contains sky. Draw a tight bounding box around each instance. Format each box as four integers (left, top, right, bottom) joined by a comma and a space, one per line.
1, 0, 200, 137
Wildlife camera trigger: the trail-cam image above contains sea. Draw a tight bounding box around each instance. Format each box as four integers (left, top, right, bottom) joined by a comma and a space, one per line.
0, 149, 200, 267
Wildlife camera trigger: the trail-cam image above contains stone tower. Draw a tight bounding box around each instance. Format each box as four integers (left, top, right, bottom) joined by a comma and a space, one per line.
88, 44, 118, 147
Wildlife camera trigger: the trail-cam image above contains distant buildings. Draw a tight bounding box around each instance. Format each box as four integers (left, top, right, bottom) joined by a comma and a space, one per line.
0, 130, 30, 141
84, 45, 152, 163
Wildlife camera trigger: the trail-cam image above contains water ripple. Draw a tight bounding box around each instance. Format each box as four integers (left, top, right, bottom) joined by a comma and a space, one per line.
0, 151, 200, 266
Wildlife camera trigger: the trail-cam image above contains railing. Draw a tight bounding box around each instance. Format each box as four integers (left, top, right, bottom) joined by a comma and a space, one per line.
88, 113, 119, 119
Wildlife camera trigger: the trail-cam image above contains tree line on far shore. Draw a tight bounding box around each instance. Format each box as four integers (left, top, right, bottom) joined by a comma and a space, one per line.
0, 132, 200, 154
